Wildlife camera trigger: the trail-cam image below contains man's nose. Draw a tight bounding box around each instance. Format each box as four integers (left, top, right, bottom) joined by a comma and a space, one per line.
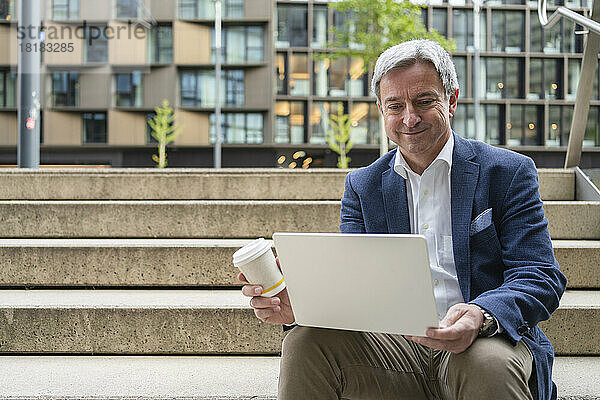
402, 104, 421, 128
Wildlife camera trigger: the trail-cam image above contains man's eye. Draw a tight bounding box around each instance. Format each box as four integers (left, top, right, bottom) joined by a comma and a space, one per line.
419, 100, 433, 106
388, 104, 400, 110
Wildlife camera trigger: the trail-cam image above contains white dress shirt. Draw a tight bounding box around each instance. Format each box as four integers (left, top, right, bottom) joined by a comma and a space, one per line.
393, 134, 465, 322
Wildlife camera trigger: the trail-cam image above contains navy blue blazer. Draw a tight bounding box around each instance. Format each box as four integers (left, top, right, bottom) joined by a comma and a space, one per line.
340, 133, 567, 400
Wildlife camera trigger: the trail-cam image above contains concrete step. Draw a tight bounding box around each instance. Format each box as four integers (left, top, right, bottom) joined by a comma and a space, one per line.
0, 239, 597, 289
0, 200, 598, 239
0, 168, 575, 201
0, 290, 596, 355
0, 356, 596, 399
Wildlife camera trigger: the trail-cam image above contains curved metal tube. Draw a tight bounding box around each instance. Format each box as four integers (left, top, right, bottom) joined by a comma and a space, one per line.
538, 0, 600, 35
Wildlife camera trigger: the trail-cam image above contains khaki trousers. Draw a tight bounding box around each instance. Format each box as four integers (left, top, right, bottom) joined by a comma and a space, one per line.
278, 326, 533, 400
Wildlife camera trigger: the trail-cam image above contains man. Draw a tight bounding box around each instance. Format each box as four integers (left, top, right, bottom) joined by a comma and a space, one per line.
238, 40, 567, 400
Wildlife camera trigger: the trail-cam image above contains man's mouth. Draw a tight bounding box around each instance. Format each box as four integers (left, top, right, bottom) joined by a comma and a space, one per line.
402, 128, 426, 135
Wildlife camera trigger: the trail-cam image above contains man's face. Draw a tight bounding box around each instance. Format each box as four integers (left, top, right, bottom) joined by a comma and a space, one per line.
378, 62, 458, 164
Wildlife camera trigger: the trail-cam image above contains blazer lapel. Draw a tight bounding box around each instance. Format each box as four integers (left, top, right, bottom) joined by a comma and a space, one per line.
451, 134, 480, 302
382, 154, 411, 234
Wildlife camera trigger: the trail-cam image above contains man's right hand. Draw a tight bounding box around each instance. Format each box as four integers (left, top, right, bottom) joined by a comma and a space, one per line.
238, 258, 295, 325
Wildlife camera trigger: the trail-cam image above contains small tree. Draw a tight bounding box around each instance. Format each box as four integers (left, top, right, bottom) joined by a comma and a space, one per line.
322, 0, 456, 73
147, 99, 183, 168
326, 102, 354, 168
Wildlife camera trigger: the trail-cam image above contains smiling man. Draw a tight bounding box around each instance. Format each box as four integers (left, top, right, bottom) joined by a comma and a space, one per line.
239, 39, 567, 400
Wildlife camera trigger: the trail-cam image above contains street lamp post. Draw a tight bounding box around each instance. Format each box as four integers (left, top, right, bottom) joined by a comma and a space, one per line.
17, 0, 41, 168
213, 0, 222, 168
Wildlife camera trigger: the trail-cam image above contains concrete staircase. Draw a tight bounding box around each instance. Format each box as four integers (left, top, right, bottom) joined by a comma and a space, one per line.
0, 168, 598, 399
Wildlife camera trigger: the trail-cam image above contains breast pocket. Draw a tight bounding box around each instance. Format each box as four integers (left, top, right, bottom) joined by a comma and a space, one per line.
469, 222, 503, 291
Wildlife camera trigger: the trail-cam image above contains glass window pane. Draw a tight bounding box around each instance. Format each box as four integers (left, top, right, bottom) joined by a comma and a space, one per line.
276, 5, 307, 48
276, 53, 287, 95
482, 104, 503, 144
116, 0, 138, 18
247, 27, 263, 62
585, 106, 599, 146
452, 104, 474, 139
226, 27, 245, 63
549, 105, 572, 146
311, 101, 348, 144
290, 54, 309, 96
432, 8, 447, 37
348, 58, 366, 97
329, 58, 347, 97
350, 102, 380, 145
86, 27, 108, 62
452, 56, 466, 96
312, 5, 328, 49
179, 0, 198, 19
492, 11, 524, 52
275, 101, 305, 143
83, 112, 107, 143
313, 58, 328, 97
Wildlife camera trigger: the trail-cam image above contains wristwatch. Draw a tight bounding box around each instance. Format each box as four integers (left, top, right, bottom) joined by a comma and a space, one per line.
475, 305, 498, 337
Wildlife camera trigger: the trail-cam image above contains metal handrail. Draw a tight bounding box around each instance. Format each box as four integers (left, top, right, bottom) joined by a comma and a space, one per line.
538, 0, 600, 34
538, 0, 600, 168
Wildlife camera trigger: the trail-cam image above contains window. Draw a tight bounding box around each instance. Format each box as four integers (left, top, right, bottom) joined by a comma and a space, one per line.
179, 0, 198, 19
116, 71, 143, 107
452, 104, 474, 139
150, 25, 173, 63
180, 70, 244, 107
209, 113, 263, 144
453, 9, 486, 51
85, 26, 108, 62
0, 0, 13, 20
276, 5, 308, 47
530, 11, 561, 53
310, 101, 348, 144
275, 101, 306, 143
83, 112, 107, 143
312, 5, 328, 49
116, 0, 138, 18
313, 57, 367, 97
276, 53, 287, 95
491, 10, 524, 52
432, 8, 447, 37
146, 112, 159, 143
290, 53, 309, 96
529, 58, 563, 100
548, 105, 572, 146
52, 72, 79, 106
453, 56, 467, 96
508, 105, 544, 146
0, 70, 16, 107
179, 0, 244, 19
52, 0, 79, 20
479, 104, 505, 145
567, 59, 597, 101
211, 26, 264, 63
481, 57, 524, 99
350, 102, 380, 145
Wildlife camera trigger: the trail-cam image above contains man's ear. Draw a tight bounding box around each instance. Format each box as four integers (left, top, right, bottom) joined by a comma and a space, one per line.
448, 89, 459, 118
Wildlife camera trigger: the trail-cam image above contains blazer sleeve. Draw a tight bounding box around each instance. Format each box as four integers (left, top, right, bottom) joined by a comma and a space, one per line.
340, 172, 366, 233
470, 157, 567, 343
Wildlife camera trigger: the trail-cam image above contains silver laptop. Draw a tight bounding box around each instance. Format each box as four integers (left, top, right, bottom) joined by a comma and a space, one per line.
272, 233, 439, 336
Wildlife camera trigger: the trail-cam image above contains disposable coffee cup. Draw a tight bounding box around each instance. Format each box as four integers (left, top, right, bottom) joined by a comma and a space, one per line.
233, 238, 286, 297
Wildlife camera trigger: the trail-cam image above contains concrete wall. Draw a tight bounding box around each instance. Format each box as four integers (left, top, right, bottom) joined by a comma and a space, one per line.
44, 23, 84, 65
149, 0, 176, 20
244, 0, 272, 19
80, 71, 111, 108
173, 21, 210, 65
44, 111, 81, 145
173, 110, 210, 146
0, 112, 17, 145
245, 68, 270, 109
0, 25, 17, 65
108, 110, 147, 145
108, 21, 148, 65
144, 65, 176, 108
80, 0, 112, 20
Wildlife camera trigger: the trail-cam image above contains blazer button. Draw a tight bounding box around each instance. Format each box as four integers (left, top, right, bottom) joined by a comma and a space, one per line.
517, 324, 529, 336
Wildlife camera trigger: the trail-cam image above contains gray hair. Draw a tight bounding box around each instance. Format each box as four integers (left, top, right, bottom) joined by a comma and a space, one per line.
372, 39, 459, 104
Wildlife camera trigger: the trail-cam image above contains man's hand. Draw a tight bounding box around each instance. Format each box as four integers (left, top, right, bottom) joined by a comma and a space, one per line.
405, 303, 484, 354
238, 258, 295, 325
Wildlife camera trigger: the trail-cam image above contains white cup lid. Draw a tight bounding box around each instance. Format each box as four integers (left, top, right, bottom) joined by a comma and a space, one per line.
232, 238, 272, 266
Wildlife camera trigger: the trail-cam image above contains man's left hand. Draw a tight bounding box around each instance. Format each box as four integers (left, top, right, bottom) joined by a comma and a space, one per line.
405, 303, 484, 354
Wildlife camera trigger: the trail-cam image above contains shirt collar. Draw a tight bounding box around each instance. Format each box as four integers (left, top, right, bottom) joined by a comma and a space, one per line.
393, 132, 454, 179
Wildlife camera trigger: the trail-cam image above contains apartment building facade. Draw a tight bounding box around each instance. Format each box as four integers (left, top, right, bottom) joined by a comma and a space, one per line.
0, 0, 599, 167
